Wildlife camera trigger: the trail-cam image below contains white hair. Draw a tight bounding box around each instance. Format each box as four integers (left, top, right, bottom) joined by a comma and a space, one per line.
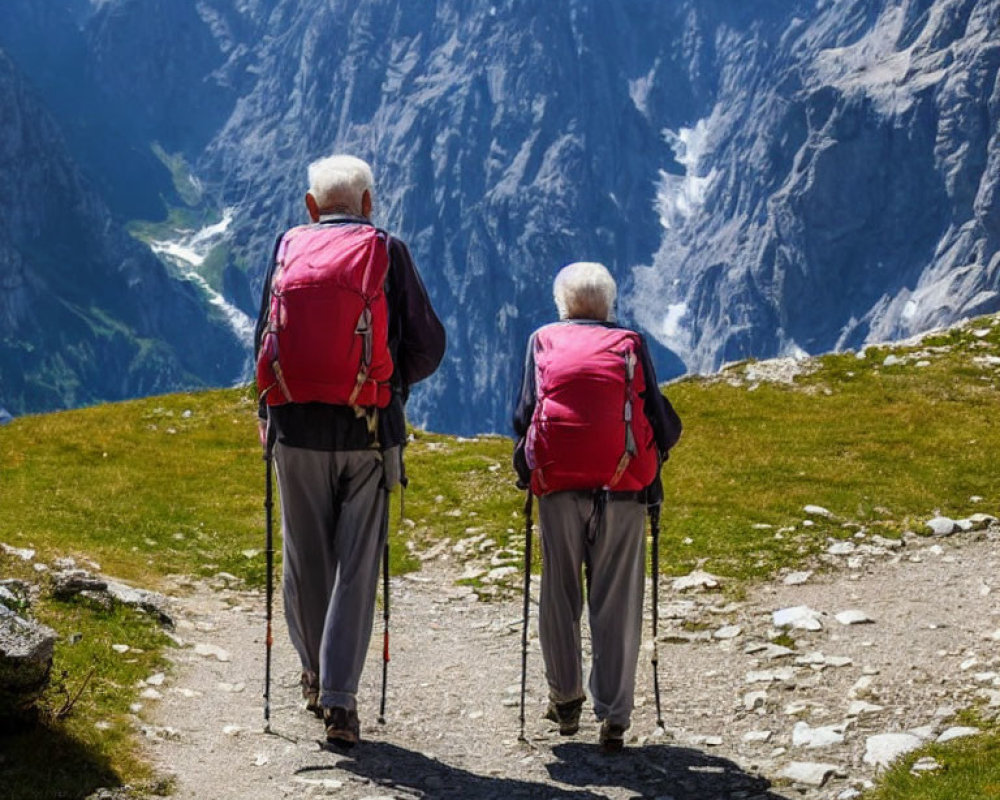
553, 261, 617, 322
307, 154, 375, 215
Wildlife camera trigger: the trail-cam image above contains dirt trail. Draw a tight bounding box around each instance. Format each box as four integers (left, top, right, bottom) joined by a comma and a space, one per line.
143, 527, 1000, 799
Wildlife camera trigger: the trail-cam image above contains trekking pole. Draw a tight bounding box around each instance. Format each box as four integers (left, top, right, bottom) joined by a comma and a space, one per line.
519, 489, 533, 742
263, 444, 275, 734
649, 502, 664, 729
377, 484, 393, 725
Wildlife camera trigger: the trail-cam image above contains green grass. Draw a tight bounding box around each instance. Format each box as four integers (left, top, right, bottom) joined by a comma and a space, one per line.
1, 314, 999, 796
860, 716, 1000, 800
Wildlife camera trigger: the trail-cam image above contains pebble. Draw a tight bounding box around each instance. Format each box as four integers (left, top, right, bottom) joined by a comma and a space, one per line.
926, 517, 956, 536
835, 609, 874, 625
792, 721, 846, 749
773, 605, 824, 631
671, 570, 722, 592
936, 726, 979, 742
193, 643, 231, 662
910, 756, 942, 774
783, 570, 813, 585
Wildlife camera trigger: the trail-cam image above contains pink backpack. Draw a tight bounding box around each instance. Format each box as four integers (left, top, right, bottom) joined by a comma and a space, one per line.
256, 224, 392, 409
525, 322, 658, 495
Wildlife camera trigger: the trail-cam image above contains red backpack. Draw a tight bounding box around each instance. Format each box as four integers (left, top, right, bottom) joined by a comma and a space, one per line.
256, 223, 393, 409
525, 322, 658, 495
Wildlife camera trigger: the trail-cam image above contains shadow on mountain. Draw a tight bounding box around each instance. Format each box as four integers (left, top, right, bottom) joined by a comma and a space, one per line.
548, 741, 792, 800
0, 722, 122, 800
324, 740, 604, 799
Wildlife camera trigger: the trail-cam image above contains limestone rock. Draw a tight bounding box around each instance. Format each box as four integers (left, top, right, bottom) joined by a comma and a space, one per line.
863, 733, 923, 768
0, 605, 57, 728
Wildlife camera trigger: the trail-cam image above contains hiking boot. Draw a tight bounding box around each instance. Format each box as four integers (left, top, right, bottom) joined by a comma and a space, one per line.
324, 706, 360, 748
301, 671, 322, 718
544, 696, 585, 736
599, 720, 626, 753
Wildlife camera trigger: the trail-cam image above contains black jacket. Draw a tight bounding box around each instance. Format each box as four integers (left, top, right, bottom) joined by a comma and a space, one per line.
255, 216, 446, 451
511, 320, 682, 502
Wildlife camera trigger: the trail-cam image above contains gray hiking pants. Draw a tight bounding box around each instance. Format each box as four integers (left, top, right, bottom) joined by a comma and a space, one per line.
538, 490, 646, 728
274, 444, 391, 712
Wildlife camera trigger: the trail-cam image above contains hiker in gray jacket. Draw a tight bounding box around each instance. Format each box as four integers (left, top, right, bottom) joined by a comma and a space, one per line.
254, 154, 445, 747
512, 262, 681, 752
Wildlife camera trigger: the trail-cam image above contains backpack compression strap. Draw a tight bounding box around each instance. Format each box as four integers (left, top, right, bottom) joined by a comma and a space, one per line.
608, 349, 638, 488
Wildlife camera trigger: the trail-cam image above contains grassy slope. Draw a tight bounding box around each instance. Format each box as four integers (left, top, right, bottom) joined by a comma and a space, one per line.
1, 316, 999, 797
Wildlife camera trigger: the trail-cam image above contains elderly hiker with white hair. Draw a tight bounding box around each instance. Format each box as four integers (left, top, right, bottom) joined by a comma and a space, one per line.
255, 154, 445, 747
512, 261, 681, 752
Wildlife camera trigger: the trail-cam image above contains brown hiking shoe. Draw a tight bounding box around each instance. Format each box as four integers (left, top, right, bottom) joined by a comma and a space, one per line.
324, 706, 360, 748
544, 696, 585, 736
301, 671, 322, 718
599, 720, 626, 753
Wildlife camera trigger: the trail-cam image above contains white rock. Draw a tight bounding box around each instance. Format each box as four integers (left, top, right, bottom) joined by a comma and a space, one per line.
910, 756, 942, 774
908, 725, 937, 741
217, 682, 246, 693
977, 689, 1000, 707
194, 643, 231, 662
485, 566, 518, 582
936, 726, 979, 743
222, 724, 241, 736
827, 541, 856, 555
849, 676, 877, 699
792, 721, 846, 748
925, 516, 956, 536
779, 761, 839, 787
713, 625, 742, 640
1, 544, 35, 561
773, 605, 824, 631
758, 643, 797, 660
744, 690, 768, 711
253, 753, 269, 767
140, 688, 163, 700
836, 609, 874, 626
837, 790, 862, 800
863, 733, 923, 768
145, 672, 166, 686
745, 667, 797, 684
882, 355, 903, 366
783, 570, 813, 586
112, 644, 130, 654
804, 505, 833, 518
671, 570, 722, 592
847, 700, 884, 717
743, 729, 773, 743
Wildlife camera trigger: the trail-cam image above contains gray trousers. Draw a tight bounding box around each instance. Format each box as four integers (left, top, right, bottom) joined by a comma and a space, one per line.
538, 491, 646, 728
274, 444, 388, 712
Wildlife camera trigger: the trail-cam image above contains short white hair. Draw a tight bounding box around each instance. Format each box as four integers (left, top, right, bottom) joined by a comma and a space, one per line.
307, 154, 374, 215
552, 261, 617, 322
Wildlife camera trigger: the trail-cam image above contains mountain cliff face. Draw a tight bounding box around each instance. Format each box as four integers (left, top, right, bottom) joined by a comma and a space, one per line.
0, 48, 245, 415
2, 0, 998, 433
631, 0, 1000, 372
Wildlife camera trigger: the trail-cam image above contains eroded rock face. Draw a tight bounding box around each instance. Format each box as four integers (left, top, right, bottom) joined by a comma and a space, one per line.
0, 605, 57, 729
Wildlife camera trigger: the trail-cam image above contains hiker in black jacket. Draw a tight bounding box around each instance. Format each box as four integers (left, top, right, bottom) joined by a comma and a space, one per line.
255, 154, 445, 747
512, 261, 681, 752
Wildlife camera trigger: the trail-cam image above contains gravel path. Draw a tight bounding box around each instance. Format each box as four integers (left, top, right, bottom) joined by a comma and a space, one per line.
142, 524, 1000, 799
